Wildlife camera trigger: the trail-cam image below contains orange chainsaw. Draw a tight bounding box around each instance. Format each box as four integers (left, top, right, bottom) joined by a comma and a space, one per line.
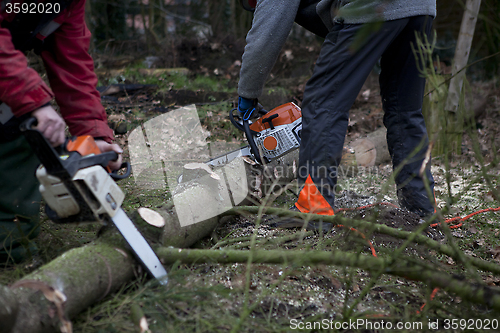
20, 118, 168, 284
207, 102, 302, 167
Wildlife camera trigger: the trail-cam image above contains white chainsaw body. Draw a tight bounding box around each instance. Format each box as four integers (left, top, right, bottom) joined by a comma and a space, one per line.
207, 102, 303, 168
36, 165, 125, 220
253, 117, 302, 160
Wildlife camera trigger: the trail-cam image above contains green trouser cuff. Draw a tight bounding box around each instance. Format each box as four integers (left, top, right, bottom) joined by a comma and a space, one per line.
0, 135, 41, 264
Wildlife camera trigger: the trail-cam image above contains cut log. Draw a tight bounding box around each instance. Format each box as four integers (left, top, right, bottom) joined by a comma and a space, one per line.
350, 127, 390, 167
134, 152, 301, 248
138, 207, 165, 228
179, 150, 300, 202
4, 241, 137, 333
342, 127, 391, 175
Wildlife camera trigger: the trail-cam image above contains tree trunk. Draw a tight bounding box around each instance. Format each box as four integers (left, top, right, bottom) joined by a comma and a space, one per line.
445, 0, 482, 113
4, 241, 136, 333
443, 0, 482, 154
132, 152, 301, 248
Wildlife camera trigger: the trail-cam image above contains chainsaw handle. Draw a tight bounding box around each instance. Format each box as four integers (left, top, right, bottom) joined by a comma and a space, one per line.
20, 117, 131, 180
110, 161, 132, 180
244, 120, 264, 164
229, 107, 267, 133
229, 108, 245, 132
20, 117, 69, 176
20, 116, 37, 132
261, 114, 279, 130
229, 107, 269, 165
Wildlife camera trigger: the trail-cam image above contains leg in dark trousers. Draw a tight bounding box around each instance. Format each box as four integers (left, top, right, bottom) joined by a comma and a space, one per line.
296, 16, 435, 216
380, 16, 435, 216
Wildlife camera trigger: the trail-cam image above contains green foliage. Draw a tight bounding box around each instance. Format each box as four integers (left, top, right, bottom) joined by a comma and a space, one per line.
3, 3, 500, 330
101, 66, 235, 94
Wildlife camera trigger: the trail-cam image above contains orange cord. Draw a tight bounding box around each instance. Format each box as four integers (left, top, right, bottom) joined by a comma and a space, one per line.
331, 203, 500, 316
333, 224, 378, 257
417, 287, 440, 314
334, 202, 399, 214
335, 201, 500, 230
432, 206, 500, 229
330, 203, 500, 256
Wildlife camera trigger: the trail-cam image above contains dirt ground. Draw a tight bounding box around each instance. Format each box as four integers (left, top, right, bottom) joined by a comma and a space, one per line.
97, 37, 500, 234
92, 39, 500, 331
3, 39, 500, 332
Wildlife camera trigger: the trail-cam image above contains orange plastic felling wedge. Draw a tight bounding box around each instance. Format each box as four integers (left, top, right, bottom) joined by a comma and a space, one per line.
295, 175, 334, 215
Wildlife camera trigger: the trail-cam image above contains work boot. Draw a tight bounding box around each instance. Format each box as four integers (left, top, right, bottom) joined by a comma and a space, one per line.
398, 187, 435, 218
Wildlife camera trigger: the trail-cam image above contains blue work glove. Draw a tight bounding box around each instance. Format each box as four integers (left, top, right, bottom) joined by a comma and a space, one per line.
237, 96, 257, 121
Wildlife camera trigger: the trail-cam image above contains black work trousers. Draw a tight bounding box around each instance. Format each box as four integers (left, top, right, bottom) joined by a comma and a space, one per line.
297, 15, 435, 216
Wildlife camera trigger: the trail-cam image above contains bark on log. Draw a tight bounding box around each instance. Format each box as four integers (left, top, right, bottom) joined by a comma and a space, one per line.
350, 127, 390, 166
148, 201, 220, 249
4, 241, 136, 333
0, 285, 18, 333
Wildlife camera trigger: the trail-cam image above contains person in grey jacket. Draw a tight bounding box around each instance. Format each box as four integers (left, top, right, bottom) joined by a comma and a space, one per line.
237, 0, 328, 114
294, 0, 437, 218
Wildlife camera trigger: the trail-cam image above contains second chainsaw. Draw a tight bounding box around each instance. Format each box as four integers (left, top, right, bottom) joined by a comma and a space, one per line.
206, 102, 302, 167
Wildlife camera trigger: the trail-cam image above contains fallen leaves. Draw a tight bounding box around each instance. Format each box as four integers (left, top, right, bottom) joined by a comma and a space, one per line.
489, 246, 500, 263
